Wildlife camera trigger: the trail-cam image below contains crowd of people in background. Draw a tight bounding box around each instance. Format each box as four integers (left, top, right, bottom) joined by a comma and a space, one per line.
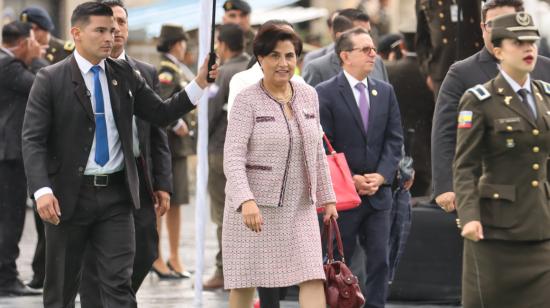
1, 0, 550, 307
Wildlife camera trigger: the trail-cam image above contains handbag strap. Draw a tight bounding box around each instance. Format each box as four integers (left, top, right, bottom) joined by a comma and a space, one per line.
322, 134, 336, 155
324, 218, 346, 264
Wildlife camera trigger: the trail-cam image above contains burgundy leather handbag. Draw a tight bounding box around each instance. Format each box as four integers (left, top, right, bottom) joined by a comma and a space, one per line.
323, 218, 365, 308
317, 134, 362, 214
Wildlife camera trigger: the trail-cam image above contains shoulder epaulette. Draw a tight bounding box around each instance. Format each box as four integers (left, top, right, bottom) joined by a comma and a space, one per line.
539, 80, 550, 95
466, 84, 491, 101
64, 41, 75, 52
160, 60, 181, 74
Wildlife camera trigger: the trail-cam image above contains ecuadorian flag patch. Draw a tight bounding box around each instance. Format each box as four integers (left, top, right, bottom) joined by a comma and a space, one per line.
458, 111, 473, 128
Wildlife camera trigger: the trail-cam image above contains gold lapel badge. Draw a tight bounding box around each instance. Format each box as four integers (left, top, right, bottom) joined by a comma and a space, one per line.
504, 96, 512, 105
498, 88, 504, 94
506, 138, 515, 148
371, 89, 378, 96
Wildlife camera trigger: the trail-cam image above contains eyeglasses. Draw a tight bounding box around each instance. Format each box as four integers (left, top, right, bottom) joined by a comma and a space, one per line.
482, 20, 493, 31
348, 46, 377, 55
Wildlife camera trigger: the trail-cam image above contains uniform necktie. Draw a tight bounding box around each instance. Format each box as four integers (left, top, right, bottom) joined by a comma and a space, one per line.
91, 65, 109, 166
355, 82, 370, 133
517, 88, 536, 121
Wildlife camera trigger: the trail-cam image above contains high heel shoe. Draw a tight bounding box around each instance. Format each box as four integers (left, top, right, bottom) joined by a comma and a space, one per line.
166, 261, 192, 279
151, 265, 179, 280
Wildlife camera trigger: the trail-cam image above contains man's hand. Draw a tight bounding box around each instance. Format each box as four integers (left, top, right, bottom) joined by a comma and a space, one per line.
353, 175, 370, 195
426, 75, 435, 92
174, 121, 189, 137
403, 171, 415, 191
154, 190, 170, 216
241, 200, 263, 233
364, 173, 385, 196
25, 36, 44, 65
435, 191, 456, 212
195, 55, 218, 89
461, 220, 484, 242
322, 203, 339, 224
36, 193, 61, 225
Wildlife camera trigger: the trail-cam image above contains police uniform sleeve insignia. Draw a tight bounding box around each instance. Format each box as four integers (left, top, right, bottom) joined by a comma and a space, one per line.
457, 110, 473, 129
159, 72, 174, 84
64, 41, 75, 52
467, 84, 491, 101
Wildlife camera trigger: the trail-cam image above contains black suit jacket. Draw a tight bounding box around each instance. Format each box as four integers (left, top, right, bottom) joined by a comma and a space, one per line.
0, 49, 47, 161
431, 48, 550, 196
22, 55, 196, 221
126, 56, 172, 196
317, 72, 403, 210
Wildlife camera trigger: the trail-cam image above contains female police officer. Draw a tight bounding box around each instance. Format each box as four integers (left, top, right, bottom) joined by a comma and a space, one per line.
453, 12, 550, 307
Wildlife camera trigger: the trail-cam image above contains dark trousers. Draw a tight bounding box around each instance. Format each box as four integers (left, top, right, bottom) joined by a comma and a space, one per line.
337, 202, 392, 308
43, 180, 136, 308
79, 166, 158, 305
31, 210, 46, 284
0, 160, 27, 286
258, 287, 288, 308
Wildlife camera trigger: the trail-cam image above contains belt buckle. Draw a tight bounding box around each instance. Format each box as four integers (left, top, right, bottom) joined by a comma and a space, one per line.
93, 175, 109, 187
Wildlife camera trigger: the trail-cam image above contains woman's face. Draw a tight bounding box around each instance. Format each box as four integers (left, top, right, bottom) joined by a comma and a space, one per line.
258, 40, 297, 86
494, 38, 538, 76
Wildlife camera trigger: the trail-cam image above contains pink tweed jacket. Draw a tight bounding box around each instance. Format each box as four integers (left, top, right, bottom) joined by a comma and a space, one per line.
224, 80, 336, 211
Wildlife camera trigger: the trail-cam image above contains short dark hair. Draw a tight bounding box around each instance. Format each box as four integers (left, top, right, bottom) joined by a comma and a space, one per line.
218, 24, 244, 52
2, 21, 32, 45
156, 39, 186, 53
492, 38, 504, 48
402, 32, 415, 52
253, 23, 303, 58
260, 19, 294, 30
97, 0, 128, 18
327, 10, 341, 28
332, 15, 353, 35
71, 2, 113, 27
335, 27, 370, 65
481, 0, 524, 22
338, 8, 369, 23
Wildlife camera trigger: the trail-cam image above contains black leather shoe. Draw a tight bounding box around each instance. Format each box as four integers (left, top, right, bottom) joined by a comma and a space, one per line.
26, 277, 44, 290
151, 266, 179, 280
166, 261, 192, 279
0, 279, 42, 297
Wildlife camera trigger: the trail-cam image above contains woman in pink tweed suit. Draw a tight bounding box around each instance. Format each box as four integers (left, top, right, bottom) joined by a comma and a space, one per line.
222, 24, 338, 307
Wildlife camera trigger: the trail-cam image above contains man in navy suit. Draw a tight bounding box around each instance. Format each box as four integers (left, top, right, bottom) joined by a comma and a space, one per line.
317, 27, 403, 308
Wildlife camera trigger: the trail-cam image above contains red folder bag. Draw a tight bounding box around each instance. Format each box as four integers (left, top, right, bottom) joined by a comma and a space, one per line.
317, 134, 362, 213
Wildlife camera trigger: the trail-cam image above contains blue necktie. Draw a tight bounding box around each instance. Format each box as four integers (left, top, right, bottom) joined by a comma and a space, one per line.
91, 65, 109, 166
355, 82, 370, 133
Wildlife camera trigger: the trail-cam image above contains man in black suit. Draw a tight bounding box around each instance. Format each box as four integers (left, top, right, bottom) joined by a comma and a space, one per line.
78, 2, 172, 305
0, 20, 47, 297
431, 0, 550, 212
21, 3, 215, 307
386, 32, 434, 197
317, 28, 403, 308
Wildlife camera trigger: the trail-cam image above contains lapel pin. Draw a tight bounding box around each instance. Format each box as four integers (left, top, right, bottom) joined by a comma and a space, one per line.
498, 88, 504, 94
128, 90, 133, 98
506, 138, 515, 148
371, 89, 378, 96
134, 70, 141, 76
112, 79, 118, 86
504, 96, 512, 105
86, 90, 91, 97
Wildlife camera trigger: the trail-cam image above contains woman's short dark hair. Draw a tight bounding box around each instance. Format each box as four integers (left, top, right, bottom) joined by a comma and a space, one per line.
253, 23, 302, 58
71, 2, 113, 27
156, 39, 183, 53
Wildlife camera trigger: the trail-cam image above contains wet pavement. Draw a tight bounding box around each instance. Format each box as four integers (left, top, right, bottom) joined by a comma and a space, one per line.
0, 201, 458, 308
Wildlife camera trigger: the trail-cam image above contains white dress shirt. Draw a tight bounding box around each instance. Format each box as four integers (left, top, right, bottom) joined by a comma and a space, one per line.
343, 69, 370, 109
500, 69, 537, 118
34, 50, 205, 200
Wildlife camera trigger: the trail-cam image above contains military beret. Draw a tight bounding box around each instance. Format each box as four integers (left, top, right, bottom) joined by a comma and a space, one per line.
223, 0, 251, 14
20, 6, 55, 32
490, 12, 540, 43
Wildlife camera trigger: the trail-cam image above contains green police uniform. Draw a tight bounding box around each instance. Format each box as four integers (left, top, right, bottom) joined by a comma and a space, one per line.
453, 12, 550, 307
157, 54, 197, 205
45, 37, 74, 64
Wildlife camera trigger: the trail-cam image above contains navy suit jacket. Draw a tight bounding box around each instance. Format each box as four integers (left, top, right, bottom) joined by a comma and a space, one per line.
317, 71, 403, 210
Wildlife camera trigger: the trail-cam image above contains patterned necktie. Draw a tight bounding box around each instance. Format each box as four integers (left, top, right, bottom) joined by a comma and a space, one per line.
517, 88, 536, 121
90, 65, 109, 166
355, 82, 370, 133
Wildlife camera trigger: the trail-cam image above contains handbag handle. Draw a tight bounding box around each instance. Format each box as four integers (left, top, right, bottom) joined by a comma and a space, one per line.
324, 217, 345, 264
323, 134, 336, 155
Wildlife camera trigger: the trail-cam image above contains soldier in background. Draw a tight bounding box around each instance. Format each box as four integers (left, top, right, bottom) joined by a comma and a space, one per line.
153, 24, 196, 279
20, 6, 74, 65
222, 0, 255, 56
415, 0, 483, 97
20, 6, 74, 291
